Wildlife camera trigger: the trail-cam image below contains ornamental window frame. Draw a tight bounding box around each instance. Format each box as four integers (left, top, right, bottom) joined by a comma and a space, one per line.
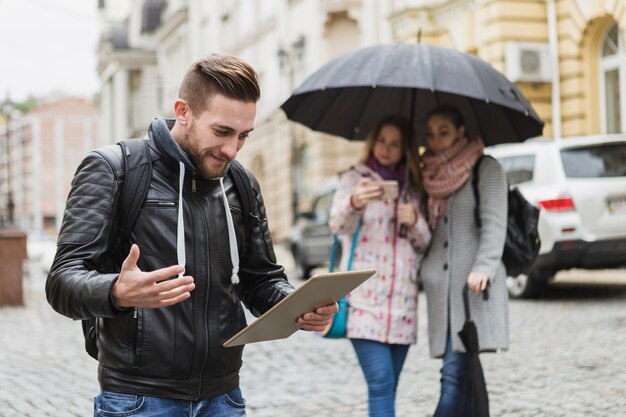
600, 22, 626, 134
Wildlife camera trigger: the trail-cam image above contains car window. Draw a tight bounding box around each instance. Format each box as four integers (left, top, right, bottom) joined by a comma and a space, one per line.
313, 190, 335, 222
560, 143, 626, 178
494, 154, 535, 185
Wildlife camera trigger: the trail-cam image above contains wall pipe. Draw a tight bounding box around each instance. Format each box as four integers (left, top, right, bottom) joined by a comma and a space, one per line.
547, 0, 562, 140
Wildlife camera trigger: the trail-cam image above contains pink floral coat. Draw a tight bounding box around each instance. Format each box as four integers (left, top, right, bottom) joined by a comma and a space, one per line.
329, 164, 431, 345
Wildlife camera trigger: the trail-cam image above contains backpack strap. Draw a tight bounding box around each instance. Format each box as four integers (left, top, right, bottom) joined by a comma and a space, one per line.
227, 159, 254, 244
83, 138, 152, 360
114, 139, 153, 250
472, 155, 487, 229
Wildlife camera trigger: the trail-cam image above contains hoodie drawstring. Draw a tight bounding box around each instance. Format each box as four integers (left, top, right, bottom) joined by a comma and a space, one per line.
175, 163, 239, 285
220, 177, 240, 285
177, 162, 186, 278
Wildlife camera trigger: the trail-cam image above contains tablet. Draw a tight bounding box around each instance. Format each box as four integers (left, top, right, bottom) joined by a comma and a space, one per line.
223, 269, 376, 347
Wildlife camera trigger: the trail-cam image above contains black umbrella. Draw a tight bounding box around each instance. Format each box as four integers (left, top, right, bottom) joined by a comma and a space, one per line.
281, 43, 543, 145
458, 284, 490, 417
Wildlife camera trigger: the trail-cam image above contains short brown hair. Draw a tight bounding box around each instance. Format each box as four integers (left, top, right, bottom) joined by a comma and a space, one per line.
179, 54, 260, 114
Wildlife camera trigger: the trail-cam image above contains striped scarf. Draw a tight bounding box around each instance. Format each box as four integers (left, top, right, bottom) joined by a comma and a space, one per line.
422, 137, 485, 229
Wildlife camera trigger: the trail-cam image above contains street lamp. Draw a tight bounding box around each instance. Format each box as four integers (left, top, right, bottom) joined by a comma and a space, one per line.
1, 96, 15, 227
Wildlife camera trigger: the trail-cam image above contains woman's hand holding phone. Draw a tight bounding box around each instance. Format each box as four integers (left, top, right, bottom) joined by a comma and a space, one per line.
352, 178, 384, 209
379, 180, 399, 200
352, 179, 400, 209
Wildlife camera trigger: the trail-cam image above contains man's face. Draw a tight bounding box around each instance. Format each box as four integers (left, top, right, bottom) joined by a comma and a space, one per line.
179, 93, 256, 179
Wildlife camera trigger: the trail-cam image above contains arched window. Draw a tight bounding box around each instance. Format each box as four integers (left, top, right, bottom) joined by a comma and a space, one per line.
600, 23, 625, 133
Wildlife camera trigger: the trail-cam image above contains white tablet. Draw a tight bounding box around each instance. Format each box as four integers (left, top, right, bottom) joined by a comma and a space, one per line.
223, 269, 376, 347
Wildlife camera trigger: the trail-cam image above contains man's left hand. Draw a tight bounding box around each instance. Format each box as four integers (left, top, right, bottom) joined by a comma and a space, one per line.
297, 302, 339, 332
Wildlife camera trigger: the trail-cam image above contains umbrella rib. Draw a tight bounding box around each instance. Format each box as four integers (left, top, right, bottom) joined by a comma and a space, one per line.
352, 87, 380, 139
305, 89, 344, 135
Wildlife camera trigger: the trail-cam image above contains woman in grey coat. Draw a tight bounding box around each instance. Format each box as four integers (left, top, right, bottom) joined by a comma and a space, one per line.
419, 105, 508, 417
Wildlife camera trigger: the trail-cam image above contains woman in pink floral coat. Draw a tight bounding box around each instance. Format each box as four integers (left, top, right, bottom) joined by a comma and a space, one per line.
329, 115, 431, 417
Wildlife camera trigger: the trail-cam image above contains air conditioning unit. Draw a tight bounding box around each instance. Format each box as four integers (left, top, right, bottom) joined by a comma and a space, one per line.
505, 42, 552, 83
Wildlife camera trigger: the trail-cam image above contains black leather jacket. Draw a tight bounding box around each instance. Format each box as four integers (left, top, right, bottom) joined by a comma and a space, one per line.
46, 118, 293, 400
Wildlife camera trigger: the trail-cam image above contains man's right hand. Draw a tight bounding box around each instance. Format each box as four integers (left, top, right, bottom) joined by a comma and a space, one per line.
112, 244, 195, 309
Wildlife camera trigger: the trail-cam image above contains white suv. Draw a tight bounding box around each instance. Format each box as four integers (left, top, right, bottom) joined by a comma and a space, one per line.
486, 134, 626, 298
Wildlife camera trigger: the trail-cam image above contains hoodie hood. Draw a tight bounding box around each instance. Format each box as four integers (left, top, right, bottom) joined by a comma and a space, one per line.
148, 118, 196, 172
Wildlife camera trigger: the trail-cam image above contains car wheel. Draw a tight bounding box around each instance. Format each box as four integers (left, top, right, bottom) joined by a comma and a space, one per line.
506, 270, 547, 299
293, 248, 314, 281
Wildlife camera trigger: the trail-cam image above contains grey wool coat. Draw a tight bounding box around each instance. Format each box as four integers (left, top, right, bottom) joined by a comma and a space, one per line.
419, 156, 509, 357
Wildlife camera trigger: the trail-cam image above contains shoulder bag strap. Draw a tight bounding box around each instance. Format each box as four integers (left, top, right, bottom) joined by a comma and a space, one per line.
472, 155, 486, 229
329, 221, 362, 272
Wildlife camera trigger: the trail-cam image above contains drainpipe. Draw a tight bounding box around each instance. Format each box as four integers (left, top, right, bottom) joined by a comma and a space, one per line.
547, 0, 562, 140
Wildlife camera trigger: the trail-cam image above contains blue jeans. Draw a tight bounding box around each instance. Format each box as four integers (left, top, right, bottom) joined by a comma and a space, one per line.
94, 388, 246, 417
351, 338, 410, 417
433, 335, 473, 417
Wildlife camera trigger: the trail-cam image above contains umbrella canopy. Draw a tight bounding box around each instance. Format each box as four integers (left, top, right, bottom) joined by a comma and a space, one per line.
458, 284, 490, 417
281, 43, 543, 145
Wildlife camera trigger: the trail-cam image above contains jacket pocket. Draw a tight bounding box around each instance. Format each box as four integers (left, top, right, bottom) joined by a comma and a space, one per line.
130, 308, 142, 367
133, 201, 178, 266
228, 203, 247, 253
125, 305, 196, 379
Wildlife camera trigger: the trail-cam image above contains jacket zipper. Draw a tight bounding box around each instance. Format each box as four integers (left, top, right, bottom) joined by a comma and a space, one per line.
131, 307, 139, 366
187, 175, 207, 399
189, 188, 211, 399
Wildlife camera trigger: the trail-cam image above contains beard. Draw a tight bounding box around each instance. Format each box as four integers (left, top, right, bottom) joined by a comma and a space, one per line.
183, 131, 229, 179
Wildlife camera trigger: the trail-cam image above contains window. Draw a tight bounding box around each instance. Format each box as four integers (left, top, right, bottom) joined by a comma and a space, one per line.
561, 143, 626, 178
128, 70, 141, 129
601, 23, 625, 133
496, 155, 535, 186
296, 144, 312, 197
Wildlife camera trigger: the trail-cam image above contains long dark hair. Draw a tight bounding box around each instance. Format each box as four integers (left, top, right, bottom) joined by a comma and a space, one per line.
425, 104, 465, 129
361, 115, 425, 203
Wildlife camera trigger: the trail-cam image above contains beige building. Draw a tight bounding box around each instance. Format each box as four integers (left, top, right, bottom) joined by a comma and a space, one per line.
0, 97, 100, 235
97, 0, 392, 239
95, 0, 626, 240
391, 0, 626, 140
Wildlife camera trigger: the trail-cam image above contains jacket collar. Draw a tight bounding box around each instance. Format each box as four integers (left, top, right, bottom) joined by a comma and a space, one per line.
149, 118, 195, 172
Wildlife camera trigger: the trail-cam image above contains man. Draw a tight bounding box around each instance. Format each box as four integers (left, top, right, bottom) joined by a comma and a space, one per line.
46, 54, 337, 416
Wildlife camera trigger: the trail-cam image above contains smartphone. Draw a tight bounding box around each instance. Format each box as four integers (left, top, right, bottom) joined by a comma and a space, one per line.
379, 180, 399, 200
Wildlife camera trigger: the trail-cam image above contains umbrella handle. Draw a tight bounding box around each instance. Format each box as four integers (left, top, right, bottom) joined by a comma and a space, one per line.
398, 181, 410, 238
462, 284, 471, 321
462, 283, 490, 321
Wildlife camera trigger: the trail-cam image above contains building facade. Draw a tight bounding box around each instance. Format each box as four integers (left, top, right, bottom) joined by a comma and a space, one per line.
391, 0, 626, 140
0, 97, 100, 235
95, 0, 626, 240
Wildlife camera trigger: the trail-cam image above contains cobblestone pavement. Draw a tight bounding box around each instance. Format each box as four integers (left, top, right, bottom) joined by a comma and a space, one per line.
1, 249, 626, 417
